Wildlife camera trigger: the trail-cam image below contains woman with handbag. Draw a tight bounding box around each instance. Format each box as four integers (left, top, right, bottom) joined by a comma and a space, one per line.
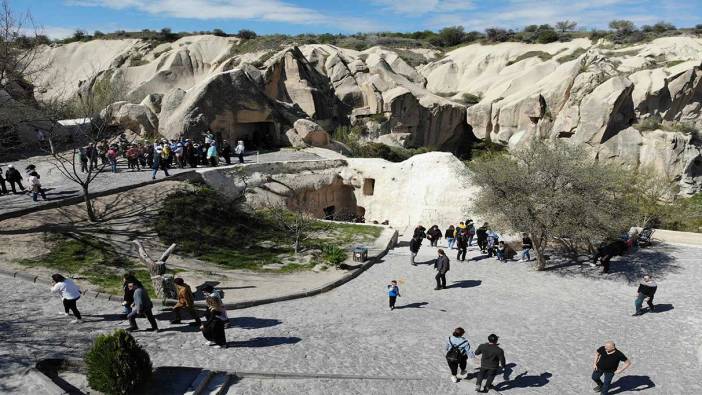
201, 295, 228, 348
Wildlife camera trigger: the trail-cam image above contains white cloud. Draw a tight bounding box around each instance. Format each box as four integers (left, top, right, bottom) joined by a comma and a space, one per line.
67, 0, 380, 32
428, 0, 663, 31
372, 0, 474, 15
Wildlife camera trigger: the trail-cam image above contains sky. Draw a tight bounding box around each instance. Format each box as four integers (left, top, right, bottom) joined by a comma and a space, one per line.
10, 0, 702, 39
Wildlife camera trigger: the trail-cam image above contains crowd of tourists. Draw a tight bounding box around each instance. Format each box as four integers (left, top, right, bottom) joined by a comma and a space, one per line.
77, 132, 247, 179
386, 220, 656, 393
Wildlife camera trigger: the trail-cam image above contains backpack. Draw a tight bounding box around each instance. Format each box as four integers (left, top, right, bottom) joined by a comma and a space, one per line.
446, 338, 467, 363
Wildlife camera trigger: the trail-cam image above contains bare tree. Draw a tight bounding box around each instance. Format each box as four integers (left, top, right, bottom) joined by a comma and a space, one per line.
40, 71, 129, 221
132, 240, 177, 299
469, 141, 634, 270
0, 0, 52, 155
262, 198, 318, 254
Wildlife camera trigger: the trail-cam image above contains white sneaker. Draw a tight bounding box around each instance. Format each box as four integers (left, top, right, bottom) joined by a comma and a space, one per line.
70, 319, 81, 324
459, 369, 468, 378
207, 341, 216, 346
451, 375, 459, 383
59, 312, 69, 316
213, 345, 221, 349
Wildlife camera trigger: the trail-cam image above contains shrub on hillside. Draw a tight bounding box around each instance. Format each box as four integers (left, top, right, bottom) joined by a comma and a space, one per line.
85, 329, 152, 395
321, 244, 348, 265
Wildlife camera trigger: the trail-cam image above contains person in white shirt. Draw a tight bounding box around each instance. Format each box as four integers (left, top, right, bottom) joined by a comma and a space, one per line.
50, 274, 82, 323
28, 171, 46, 201
234, 140, 245, 164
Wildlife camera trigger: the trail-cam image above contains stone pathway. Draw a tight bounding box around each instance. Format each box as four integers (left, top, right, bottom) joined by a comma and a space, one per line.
0, 150, 320, 218
1, 241, 701, 394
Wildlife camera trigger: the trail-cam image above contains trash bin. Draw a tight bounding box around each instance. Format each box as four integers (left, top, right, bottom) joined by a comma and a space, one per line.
352, 246, 368, 262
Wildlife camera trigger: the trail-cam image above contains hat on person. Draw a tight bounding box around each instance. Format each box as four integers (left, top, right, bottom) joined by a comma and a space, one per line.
201, 284, 214, 293
174, 278, 184, 286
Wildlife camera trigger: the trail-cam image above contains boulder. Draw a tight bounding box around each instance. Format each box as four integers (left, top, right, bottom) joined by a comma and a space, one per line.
140, 93, 163, 115
572, 76, 634, 145
284, 128, 307, 148
105, 101, 159, 135
293, 119, 330, 147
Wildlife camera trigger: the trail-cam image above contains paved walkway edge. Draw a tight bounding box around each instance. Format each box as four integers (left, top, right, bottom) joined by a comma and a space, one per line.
0, 227, 399, 310
0, 171, 200, 222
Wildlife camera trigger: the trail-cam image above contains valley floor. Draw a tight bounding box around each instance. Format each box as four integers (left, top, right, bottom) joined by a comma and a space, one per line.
1, 240, 700, 394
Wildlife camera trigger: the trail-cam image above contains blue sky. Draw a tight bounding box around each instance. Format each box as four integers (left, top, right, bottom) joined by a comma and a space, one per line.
12, 0, 702, 39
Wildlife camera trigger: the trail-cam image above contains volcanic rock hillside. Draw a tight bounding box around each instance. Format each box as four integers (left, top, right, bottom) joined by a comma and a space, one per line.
31, 35, 702, 193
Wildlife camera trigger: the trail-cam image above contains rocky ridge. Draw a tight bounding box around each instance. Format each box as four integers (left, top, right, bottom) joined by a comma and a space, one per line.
30, 35, 702, 193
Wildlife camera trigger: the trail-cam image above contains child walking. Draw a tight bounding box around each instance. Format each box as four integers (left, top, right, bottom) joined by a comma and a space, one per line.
387, 280, 400, 310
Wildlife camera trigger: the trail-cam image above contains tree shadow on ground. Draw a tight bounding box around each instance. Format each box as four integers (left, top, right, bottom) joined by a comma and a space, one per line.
494, 371, 552, 391
447, 280, 482, 289
608, 375, 656, 394
230, 316, 282, 329
227, 336, 301, 348
415, 259, 436, 266
394, 302, 428, 309
544, 246, 680, 284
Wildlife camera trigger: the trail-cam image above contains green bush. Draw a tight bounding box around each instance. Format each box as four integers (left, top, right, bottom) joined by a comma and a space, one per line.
635, 115, 663, 131
85, 329, 152, 395
321, 245, 348, 265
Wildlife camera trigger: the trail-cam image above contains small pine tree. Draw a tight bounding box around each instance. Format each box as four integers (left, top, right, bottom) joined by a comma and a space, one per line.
85, 329, 152, 395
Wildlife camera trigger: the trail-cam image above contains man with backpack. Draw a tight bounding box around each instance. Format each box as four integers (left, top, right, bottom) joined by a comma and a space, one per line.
445, 327, 474, 383
474, 334, 506, 393
434, 249, 450, 290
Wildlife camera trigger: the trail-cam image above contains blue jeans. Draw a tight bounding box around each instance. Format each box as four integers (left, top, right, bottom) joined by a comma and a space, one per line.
447, 238, 455, 249
496, 250, 505, 261
592, 370, 614, 394
467, 235, 474, 246
635, 293, 654, 313
110, 159, 117, 173
522, 248, 531, 261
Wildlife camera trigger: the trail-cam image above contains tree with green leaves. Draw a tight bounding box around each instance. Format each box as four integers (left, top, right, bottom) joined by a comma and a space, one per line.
438, 26, 466, 47
609, 20, 636, 34
555, 20, 577, 32
469, 141, 634, 270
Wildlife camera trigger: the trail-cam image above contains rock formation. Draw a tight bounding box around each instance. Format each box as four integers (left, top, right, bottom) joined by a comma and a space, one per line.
29, 35, 702, 193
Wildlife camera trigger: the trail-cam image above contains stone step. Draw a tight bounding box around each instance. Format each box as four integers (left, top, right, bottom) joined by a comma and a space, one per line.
202, 372, 234, 395
184, 369, 215, 395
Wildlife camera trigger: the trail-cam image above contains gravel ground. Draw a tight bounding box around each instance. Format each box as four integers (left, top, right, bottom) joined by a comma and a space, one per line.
1, 241, 700, 394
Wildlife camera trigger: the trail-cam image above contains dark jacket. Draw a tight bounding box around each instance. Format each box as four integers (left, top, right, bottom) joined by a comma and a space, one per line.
475, 343, 506, 369
445, 228, 454, 238
409, 237, 421, 253
476, 226, 488, 241
428, 227, 442, 240
637, 282, 657, 297
413, 226, 426, 239
456, 234, 468, 249
522, 237, 533, 249
123, 283, 135, 305
5, 168, 22, 182
435, 255, 450, 274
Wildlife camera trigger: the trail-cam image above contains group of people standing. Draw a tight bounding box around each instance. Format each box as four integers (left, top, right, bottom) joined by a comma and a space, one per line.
50, 272, 231, 349
78, 132, 247, 179
1, 164, 47, 201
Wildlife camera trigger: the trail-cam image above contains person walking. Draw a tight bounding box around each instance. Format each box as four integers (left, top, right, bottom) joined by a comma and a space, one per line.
445, 327, 474, 383
591, 341, 631, 394
476, 223, 489, 253
50, 274, 82, 323
121, 273, 138, 318
221, 140, 232, 165
456, 230, 468, 262
633, 275, 657, 316
151, 143, 171, 180
28, 171, 47, 201
126, 281, 159, 332
126, 145, 141, 171
207, 142, 218, 167
466, 220, 476, 247
5, 165, 25, 194
107, 146, 118, 173
445, 225, 456, 249
235, 140, 245, 164
0, 166, 8, 195
171, 278, 202, 325
409, 236, 421, 266
387, 280, 400, 310
434, 249, 450, 290
520, 233, 533, 262
79, 147, 89, 173
201, 295, 228, 348
427, 225, 442, 247
486, 229, 499, 258
474, 334, 506, 393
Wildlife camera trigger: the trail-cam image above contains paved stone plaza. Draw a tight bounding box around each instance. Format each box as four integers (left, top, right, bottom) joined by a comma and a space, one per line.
1, 240, 700, 394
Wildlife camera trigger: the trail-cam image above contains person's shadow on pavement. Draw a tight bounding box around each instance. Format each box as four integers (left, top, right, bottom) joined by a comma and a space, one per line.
494, 371, 552, 391
608, 375, 655, 394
